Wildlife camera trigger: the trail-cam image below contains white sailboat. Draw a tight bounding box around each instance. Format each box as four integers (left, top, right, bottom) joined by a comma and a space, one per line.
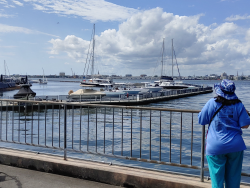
156, 39, 192, 89
80, 24, 113, 87
39, 68, 48, 84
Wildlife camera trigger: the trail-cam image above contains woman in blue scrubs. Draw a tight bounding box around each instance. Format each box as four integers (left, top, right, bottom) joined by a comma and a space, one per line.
199, 79, 250, 188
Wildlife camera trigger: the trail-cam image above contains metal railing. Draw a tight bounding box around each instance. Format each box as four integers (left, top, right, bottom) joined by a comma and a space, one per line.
0, 98, 248, 183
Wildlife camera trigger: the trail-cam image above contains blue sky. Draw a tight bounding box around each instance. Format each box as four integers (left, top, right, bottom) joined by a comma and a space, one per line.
1, 0, 250, 76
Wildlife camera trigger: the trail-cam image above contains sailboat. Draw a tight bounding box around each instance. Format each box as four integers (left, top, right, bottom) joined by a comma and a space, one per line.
68, 24, 107, 100
80, 24, 113, 87
155, 39, 191, 89
39, 68, 48, 84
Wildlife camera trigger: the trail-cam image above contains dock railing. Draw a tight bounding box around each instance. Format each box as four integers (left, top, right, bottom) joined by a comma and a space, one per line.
0, 98, 249, 184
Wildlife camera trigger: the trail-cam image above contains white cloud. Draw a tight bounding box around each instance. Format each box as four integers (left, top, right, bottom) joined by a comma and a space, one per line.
49, 8, 250, 76
0, 23, 59, 37
0, 0, 15, 8
245, 29, 250, 41
33, 4, 48, 11
12, 0, 23, 6
225, 14, 250, 21
23, 0, 138, 22
0, 0, 8, 4
0, 23, 32, 33
0, 13, 14, 18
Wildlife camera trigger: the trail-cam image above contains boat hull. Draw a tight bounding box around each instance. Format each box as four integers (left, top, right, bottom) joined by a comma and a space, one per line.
0, 82, 17, 90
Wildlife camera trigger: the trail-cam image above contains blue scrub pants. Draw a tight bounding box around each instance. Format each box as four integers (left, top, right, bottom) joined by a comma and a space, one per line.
206, 151, 243, 188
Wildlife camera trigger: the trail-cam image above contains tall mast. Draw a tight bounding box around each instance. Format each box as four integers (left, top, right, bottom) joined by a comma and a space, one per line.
91, 24, 95, 80
161, 38, 165, 76
172, 39, 173, 77
4, 60, 6, 76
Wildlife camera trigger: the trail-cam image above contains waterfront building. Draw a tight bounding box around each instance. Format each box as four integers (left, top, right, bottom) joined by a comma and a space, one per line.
59, 72, 65, 77
220, 72, 228, 79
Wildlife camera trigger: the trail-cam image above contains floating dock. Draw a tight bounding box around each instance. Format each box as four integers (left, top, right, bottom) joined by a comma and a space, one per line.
0, 87, 213, 111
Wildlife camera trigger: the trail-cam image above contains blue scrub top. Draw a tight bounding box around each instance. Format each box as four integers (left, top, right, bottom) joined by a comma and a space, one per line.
198, 98, 250, 155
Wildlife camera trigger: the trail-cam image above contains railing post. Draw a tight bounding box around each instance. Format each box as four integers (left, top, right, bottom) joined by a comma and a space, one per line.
64, 104, 67, 160
0, 100, 2, 141
200, 125, 205, 182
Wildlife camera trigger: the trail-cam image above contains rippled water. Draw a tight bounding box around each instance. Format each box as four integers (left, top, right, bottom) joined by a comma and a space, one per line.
1, 79, 250, 180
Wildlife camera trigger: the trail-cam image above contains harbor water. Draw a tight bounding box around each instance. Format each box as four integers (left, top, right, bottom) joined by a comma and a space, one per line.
1, 79, 250, 181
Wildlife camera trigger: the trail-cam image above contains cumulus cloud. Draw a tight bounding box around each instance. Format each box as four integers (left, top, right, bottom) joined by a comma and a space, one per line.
225, 14, 250, 21
23, 0, 138, 22
49, 8, 250, 76
0, 23, 59, 37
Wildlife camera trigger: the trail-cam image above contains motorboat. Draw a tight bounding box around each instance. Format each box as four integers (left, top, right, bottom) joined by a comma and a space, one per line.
68, 89, 106, 100
101, 84, 126, 97
159, 80, 196, 89
113, 83, 149, 95
0, 61, 17, 90
80, 78, 113, 87
14, 84, 36, 99
0, 74, 16, 90
29, 79, 40, 84
141, 82, 162, 92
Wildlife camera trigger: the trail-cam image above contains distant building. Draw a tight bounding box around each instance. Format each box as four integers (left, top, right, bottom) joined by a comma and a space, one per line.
140, 74, 147, 77
59, 72, 65, 77
125, 74, 132, 77
228, 75, 234, 80
220, 72, 228, 79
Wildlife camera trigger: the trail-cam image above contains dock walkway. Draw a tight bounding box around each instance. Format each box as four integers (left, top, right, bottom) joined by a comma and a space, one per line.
0, 148, 211, 188
1, 148, 250, 188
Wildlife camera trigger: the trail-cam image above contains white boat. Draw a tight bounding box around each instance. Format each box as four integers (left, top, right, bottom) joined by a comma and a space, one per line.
81, 78, 113, 87
40, 68, 48, 84
30, 80, 40, 84
68, 89, 106, 100
113, 83, 149, 95
100, 83, 125, 97
141, 82, 162, 92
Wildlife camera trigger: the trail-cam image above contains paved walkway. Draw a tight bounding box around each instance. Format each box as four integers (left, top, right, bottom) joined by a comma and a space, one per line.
1, 148, 249, 188
0, 164, 120, 188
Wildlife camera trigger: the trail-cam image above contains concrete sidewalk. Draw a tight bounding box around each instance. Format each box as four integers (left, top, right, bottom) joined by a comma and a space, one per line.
0, 164, 120, 188
2, 147, 248, 188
